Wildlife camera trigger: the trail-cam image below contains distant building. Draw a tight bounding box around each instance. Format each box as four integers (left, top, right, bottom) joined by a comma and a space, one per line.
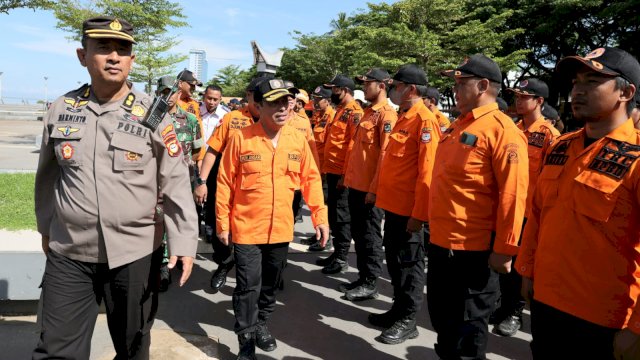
188, 49, 208, 83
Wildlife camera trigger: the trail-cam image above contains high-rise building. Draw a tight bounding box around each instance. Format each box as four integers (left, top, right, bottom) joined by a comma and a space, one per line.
188, 49, 208, 83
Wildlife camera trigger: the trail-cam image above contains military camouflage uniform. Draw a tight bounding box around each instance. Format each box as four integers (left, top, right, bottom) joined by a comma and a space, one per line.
171, 106, 204, 188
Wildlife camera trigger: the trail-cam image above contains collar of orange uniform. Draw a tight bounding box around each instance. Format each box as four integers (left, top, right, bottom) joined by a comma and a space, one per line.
370, 101, 387, 112
522, 117, 548, 133
604, 117, 637, 142
241, 106, 257, 122
401, 99, 428, 120
471, 102, 499, 120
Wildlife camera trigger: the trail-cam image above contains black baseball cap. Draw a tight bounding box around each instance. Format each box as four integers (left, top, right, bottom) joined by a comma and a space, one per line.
157, 75, 174, 93
178, 70, 202, 86
324, 74, 355, 91
422, 87, 440, 101
496, 97, 508, 112
392, 64, 428, 86
441, 54, 502, 83
541, 104, 559, 120
312, 86, 332, 99
283, 80, 300, 95
82, 16, 136, 44
253, 78, 295, 103
556, 47, 640, 89
245, 75, 271, 92
355, 68, 391, 83
508, 78, 549, 98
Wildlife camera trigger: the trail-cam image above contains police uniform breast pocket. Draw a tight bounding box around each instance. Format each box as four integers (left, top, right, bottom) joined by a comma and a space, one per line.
49, 123, 87, 166
571, 171, 622, 222
388, 132, 409, 157
286, 153, 302, 190
239, 158, 263, 190
358, 121, 376, 144
110, 131, 153, 171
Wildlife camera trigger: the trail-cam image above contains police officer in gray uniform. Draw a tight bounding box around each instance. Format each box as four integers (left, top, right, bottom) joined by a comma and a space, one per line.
33, 16, 198, 360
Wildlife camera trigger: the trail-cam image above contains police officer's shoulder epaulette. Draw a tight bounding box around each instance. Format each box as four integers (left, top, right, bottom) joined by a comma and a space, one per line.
122, 89, 152, 123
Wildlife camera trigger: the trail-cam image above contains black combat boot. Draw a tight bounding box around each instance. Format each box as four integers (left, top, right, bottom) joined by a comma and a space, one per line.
237, 332, 257, 360
378, 316, 419, 345
255, 322, 277, 352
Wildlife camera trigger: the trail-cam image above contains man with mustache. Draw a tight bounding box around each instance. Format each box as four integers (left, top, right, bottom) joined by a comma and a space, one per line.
517, 47, 640, 359
33, 16, 198, 359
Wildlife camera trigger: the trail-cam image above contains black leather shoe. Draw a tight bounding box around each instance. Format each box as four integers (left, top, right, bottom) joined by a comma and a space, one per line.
237, 332, 257, 360
368, 309, 399, 328
300, 235, 318, 245
338, 279, 362, 293
159, 265, 171, 292
210, 264, 230, 293
255, 322, 277, 352
321, 259, 348, 274
308, 238, 333, 251
315, 253, 336, 266
378, 317, 419, 344
495, 315, 522, 337
345, 283, 379, 301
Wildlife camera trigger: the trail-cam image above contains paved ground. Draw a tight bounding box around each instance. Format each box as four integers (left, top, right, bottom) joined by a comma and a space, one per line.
0, 119, 534, 359
0, 119, 42, 172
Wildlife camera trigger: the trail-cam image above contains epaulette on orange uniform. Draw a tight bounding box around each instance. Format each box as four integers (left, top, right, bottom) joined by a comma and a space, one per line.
429, 102, 529, 255
322, 100, 363, 175
343, 102, 397, 194
517, 117, 560, 216
516, 119, 640, 332
215, 124, 328, 244
311, 106, 335, 173
206, 107, 254, 154
288, 110, 320, 168
433, 107, 451, 136
375, 101, 439, 222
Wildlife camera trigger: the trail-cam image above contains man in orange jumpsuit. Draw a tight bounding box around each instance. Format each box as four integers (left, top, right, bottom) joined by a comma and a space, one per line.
316, 75, 363, 273
341, 68, 397, 301
216, 79, 329, 359
516, 47, 640, 359
491, 78, 560, 337
428, 54, 529, 359
372, 64, 439, 344
195, 76, 267, 293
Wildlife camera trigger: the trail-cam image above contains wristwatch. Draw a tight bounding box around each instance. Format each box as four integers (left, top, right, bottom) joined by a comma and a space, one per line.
196, 177, 207, 186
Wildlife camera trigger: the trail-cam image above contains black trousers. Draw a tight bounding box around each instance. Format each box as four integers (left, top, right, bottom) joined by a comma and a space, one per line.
233, 242, 289, 334
531, 300, 617, 360
33, 248, 161, 360
496, 218, 527, 318
348, 189, 384, 281
206, 156, 234, 266
427, 243, 499, 360
383, 211, 425, 318
293, 190, 303, 220
326, 173, 351, 261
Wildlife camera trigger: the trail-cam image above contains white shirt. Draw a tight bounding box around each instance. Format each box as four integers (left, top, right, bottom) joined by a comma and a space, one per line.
199, 103, 229, 147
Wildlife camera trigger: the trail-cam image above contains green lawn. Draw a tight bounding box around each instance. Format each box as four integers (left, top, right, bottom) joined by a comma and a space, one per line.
0, 173, 36, 230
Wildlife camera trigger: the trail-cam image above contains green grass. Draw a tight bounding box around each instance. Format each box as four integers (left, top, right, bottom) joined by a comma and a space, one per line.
0, 173, 36, 230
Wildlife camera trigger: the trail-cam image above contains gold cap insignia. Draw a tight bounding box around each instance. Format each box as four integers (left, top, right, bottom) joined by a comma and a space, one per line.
109, 19, 122, 31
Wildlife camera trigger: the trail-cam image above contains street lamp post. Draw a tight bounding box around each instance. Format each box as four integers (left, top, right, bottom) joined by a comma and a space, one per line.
44, 76, 48, 109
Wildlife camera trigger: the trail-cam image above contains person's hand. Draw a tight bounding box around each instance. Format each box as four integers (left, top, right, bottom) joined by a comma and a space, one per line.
194, 184, 207, 206
41, 235, 50, 255
406, 217, 423, 233
217, 231, 230, 246
521, 276, 533, 304
336, 176, 346, 189
315, 224, 330, 247
167, 256, 194, 287
364, 192, 376, 205
614, 328, 640, 359
488, 252, 512, 274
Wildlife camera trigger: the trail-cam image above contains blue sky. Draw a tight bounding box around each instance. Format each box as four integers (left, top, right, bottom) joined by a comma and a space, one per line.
0, 1, 391, 103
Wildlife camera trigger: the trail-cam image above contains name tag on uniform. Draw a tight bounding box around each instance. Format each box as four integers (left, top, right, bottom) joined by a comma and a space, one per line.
460, 132, 478, 147
240, 154, 261, 162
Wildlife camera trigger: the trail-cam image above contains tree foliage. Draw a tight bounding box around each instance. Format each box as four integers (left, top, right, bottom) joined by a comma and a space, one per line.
3, 0, 189, 94
207, 65, 257, 98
